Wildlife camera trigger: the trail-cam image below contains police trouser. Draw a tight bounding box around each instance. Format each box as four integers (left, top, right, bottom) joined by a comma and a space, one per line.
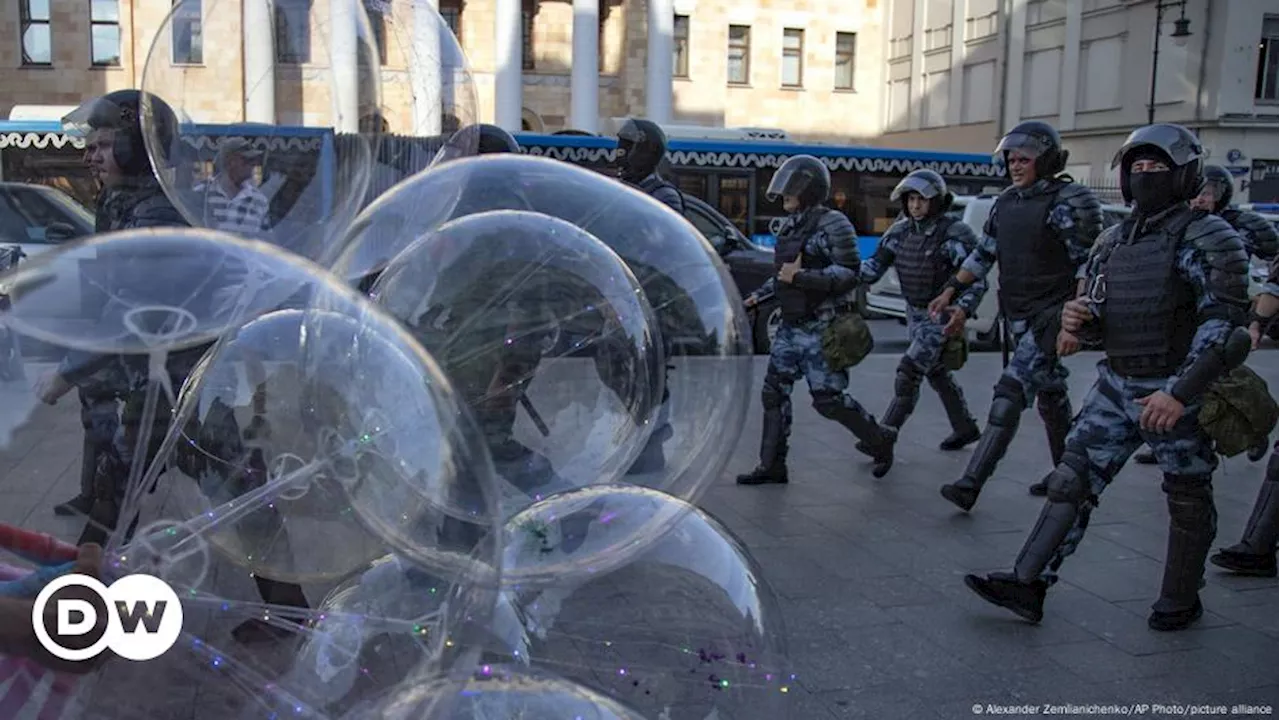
954, 317, 1072, 491
1011, 362, 1218, 613
883, 306, 977, 433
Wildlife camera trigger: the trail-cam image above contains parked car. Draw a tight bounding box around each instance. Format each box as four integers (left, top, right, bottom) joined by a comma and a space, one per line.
0, 182, 96, 320
864, 195, 1131, 350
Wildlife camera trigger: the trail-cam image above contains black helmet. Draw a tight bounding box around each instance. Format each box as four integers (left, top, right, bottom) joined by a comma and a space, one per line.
61, 89, 180, 176
766, 155, 830, 208
994, 120, 1068, 179
890, 169, 952, 217
1200, 164, 1234, 211
615, 118, 667, 181
477, 123, 521, 154
1110, 123, 1204, 204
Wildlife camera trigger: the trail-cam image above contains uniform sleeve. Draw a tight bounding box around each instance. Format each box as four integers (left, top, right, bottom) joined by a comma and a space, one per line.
944, 221, 988, 315
793, 210, 859, 295
1162, 215, 1252, 398
1049, 183, 1104, 280
960, 203, 999, 280
1233, 210, 1278, 261
859, 223, 901, 285
749, 276, 777, 304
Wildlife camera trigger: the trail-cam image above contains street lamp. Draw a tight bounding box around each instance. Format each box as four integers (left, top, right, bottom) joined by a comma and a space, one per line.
1149, 0, 1193, 124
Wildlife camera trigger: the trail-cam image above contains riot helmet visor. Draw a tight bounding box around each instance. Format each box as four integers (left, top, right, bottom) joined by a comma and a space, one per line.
766, 163, 827, 202
890, 173, 944, 202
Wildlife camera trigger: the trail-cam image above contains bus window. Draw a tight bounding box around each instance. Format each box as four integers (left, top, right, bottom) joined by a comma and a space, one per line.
853, 175, 900, 236
753, 168, 785, 237
673, 172, 710, 202
718, 175, 751, 234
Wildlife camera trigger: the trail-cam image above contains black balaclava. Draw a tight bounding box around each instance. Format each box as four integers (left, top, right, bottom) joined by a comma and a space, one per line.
1128, 149, 1179, 215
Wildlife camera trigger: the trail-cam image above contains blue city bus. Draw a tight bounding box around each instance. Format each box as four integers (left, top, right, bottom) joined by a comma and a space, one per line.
514, 131, 1009, 259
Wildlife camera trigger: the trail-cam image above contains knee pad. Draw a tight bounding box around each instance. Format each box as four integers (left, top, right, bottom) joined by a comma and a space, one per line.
1161, 473, 1214, 502
894, 356, 925, 396
1044, 451, 1091, 504
810, 391, 843, 419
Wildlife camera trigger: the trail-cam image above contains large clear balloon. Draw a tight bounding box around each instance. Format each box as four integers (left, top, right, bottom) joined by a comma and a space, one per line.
369, 210, 662, 515
344, 664, 650, 719
334, 155, 753, 557
140, 0, 387, 260
487, 486, 795, 720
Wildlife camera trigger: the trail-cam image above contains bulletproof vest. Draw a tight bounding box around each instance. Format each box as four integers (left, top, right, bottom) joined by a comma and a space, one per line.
774, 208, 832, 323
1102, 208, 1198, 378
637, 174, 686, 215
1219, 208, 1240, 226
993, 183, 1075, 320
895, 216, 956, 308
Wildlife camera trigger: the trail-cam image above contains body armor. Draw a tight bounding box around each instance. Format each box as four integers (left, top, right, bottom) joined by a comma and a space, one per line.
774, 210, 832, 323
1102, 210, 1197, 377
895, 217, 957, 308
994, 184, 1074, 321
636, 174, 686, 215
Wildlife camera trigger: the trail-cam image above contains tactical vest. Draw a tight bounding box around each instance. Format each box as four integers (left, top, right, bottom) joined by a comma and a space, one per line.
895, 216, 957, 308
993, 184, 1074, 321
1219, 208, 1240, 226
637, 174, 687, 215
774, 209, 833, 323
1101, 209, 1198, 378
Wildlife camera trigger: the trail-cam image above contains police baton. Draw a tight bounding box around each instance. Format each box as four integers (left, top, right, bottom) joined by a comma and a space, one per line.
999, 315, 1010, 368
519, 394, 551, 437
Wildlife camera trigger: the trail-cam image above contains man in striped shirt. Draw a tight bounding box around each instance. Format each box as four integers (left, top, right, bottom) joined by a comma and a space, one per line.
196, 138, 270, 236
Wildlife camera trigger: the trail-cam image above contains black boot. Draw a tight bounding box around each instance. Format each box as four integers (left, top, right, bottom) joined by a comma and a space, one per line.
940, 393, 1023, 511
738, 399, 789, 485
815, 392, 895, 478
857, 358, 919, 456
1210, 451, 1277, 577
928, 368, 980, 451
1150, 474, 1217, 632
1028, 390, 1072, 496
964, 572, 1048, 623
1135, 447, 1158, 465
1248, 443, 1270, 463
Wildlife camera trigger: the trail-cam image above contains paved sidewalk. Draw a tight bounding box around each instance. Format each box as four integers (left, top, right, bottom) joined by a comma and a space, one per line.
0, 352, 1276, 719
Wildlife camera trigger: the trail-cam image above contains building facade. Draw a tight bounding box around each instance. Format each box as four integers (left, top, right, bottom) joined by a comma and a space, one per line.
0, 0, 887, 142
877, 0, 1280, 203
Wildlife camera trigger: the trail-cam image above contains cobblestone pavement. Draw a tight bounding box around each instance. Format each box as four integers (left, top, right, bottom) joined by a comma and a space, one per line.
0, 351, 1276, 719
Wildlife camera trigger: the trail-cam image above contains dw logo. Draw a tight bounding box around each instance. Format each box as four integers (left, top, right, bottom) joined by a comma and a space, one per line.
31, 574, 183, 662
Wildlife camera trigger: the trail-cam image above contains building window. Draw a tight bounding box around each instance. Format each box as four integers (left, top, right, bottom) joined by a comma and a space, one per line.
90, 0, 121, 67
440, 0, 462, 41
727, 25, 750, 85
275, 0, 312, 64
1256, 16, 1279, 102
674, 14, 690, 78
781, 28, 803, 88
20, 0, 51, 66
522, 3, 535, 70
364, 1, 387, 65
172, 0, 203, 65
834, 31, 856, 90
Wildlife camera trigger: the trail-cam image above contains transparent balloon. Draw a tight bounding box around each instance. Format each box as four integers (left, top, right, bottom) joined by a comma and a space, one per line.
369, 210, 662, 517
334, 154, 753, 525
486, 486, 795, 720
161, 307, 500, 588
140, 0, 385, 261
343, 664, 649, 719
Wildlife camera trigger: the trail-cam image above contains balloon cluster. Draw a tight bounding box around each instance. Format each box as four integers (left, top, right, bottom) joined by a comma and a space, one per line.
0, 2, 793, 717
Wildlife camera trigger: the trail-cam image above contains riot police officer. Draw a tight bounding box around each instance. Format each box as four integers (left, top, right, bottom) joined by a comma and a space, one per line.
964, 124, 1252, 631
614, 118, 686, 216
859, 170, 984, 450
1209, 259, 1279, 577
932, 121, 1104, 511
737, 155, 895, 484
1135, 163, 1277, 465
41, 90, 188, 521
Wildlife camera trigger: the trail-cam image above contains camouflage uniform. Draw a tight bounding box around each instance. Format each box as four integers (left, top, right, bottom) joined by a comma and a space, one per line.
939, 177, 1103, 510
739, 203, 895, 483
966, 198, 1251, 630
860, 213, 986, 446
1209, 259, 1279, 577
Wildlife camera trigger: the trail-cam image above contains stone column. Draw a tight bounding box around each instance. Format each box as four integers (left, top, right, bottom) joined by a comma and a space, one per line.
243, 0, 276, 123
645, 0, 673, 123
495, 0, 524, 131
1001, 0, 1028, 132
570, 0, 600, 132
330, 0, 360, 132
410, 0, 444, 135
1058, 0, 1082, 131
